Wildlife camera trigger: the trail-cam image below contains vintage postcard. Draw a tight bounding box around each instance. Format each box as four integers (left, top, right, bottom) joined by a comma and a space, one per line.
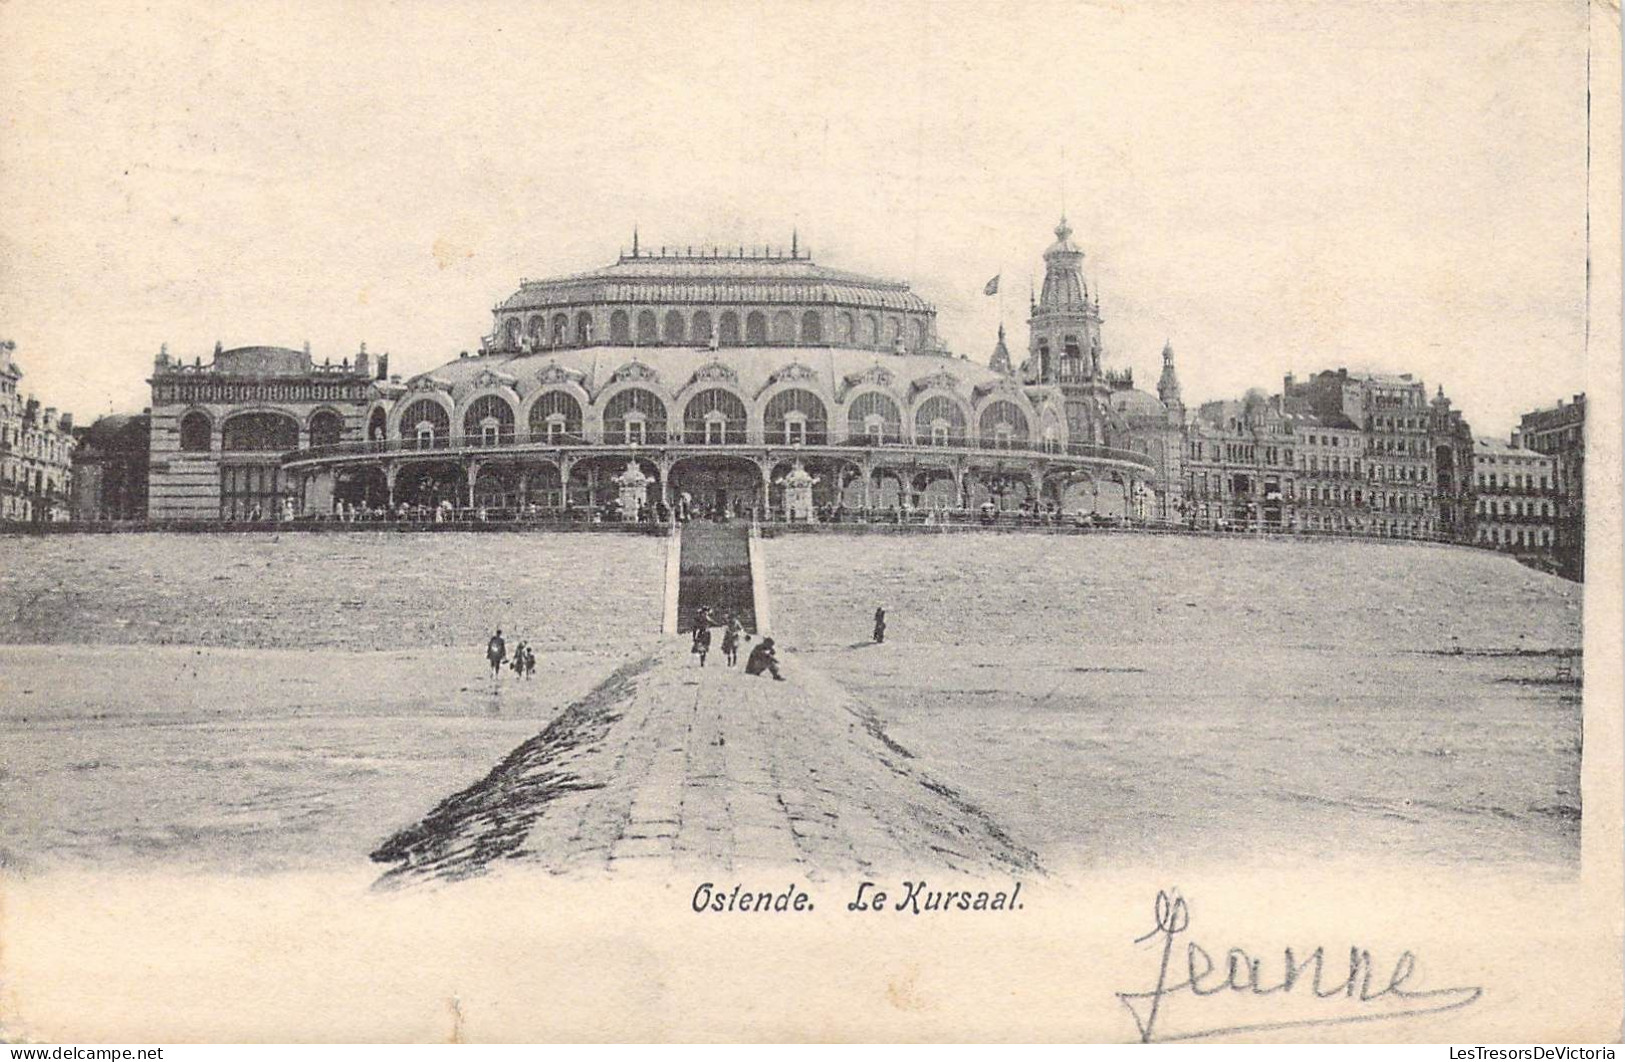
0, 0, 1619, 1045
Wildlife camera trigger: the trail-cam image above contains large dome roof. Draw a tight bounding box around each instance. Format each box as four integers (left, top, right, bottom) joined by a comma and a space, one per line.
497, 251, 933, 315
214, 345, 311, 377
1109, 387, 1167, 419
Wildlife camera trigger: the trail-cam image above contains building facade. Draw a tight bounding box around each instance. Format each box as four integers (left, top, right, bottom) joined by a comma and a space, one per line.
1289, 413, 1367, 534
1430, 386, 1477, 543
1281, 368, 1448, 539
1182, 392, 1293, 531
1, 340, 75, 523
71, 413, 151, 521
1471, 432, 1557, 555
1519, 394, 1584, 579
148, 343, 379, 520
276, 224, 1177, 521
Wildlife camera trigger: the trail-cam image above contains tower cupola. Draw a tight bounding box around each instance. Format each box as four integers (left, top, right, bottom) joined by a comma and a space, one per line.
1157, 340, 1183, 410
1026, 215, 1104, 387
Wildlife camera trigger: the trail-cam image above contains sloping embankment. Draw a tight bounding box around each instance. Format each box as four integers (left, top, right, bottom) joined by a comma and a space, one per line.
371, 644, 1039, 885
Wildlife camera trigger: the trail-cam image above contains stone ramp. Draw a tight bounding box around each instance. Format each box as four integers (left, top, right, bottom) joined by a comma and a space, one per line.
371, 643, 1040, 884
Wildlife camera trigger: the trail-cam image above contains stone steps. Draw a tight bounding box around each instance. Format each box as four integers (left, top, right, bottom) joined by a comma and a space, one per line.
676, 522, 756, 633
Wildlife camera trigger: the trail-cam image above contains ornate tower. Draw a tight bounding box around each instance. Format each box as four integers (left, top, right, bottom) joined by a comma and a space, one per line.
989, 323, 1013, 375
1157, 340, 1184, 421
1026, 215, 1104, 388
1026, 216, 1112, 446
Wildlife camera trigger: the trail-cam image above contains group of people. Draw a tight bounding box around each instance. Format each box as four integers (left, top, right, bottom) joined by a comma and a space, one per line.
485, 629, 537, 680
689, 606, 782, 680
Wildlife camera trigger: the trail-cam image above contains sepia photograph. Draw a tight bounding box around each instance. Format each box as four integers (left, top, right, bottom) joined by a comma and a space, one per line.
0, 0, 1618, 1046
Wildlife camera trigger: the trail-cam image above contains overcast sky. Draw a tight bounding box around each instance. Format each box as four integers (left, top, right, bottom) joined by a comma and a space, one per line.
0, 1, 1592, 435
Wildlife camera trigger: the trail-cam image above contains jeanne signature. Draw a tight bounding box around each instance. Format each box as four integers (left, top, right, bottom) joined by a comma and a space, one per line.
1117, 889, 1483, 1043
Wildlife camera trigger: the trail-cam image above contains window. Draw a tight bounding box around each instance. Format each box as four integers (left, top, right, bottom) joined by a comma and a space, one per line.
309, 410, 344, 449
683, 388, 747, 445
771, 311, 795, 344
765, 388, 827, 445
222, 412, 298, 452
718, 311, 741, 346
463, 394, 515, 445
529, 391, 582, 441
746, 311, 768, 344
913, 396, 965, 446
179, 411, 212, 452
220, 464, 286, 521
603, 388, 666, 444
978, 400, 1029, 449
848, 392, 901, 444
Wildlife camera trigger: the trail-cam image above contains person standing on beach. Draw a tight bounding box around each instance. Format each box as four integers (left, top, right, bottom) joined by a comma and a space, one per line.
721, 621, 740, 667
692, 622, 712, 667
873, 606, 886, 644
523, 643, 536, 679
487, 629, 507, 678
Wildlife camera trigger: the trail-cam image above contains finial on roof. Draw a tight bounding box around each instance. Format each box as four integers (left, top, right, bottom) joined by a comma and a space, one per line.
1054, 213, 1072, 242
632, 225, 640, 257
791, 227, 799, 258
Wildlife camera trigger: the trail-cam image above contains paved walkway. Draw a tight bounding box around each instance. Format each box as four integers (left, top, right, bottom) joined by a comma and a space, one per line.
372, 643, 1040, 884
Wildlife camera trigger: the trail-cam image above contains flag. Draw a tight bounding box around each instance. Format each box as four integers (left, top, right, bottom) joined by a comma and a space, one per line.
983, 275, 1000, 296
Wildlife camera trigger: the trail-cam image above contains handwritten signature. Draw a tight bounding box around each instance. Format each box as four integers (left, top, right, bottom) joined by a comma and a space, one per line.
1117, 889, 1483, 1043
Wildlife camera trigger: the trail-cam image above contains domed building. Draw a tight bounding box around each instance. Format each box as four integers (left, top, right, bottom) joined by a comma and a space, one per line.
173, 224, 1182, 521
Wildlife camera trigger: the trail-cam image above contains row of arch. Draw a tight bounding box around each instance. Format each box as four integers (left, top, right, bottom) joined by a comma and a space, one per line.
326, 454, 1143, 517
379, 386, 1043, 451
178, 408, 346, 453
497, 307, 930, 351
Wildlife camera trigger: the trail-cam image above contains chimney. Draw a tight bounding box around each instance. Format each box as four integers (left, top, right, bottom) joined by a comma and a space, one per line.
59, 413, 72, 433
377, 353, 389, 380
1510, 428, 1522, 449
